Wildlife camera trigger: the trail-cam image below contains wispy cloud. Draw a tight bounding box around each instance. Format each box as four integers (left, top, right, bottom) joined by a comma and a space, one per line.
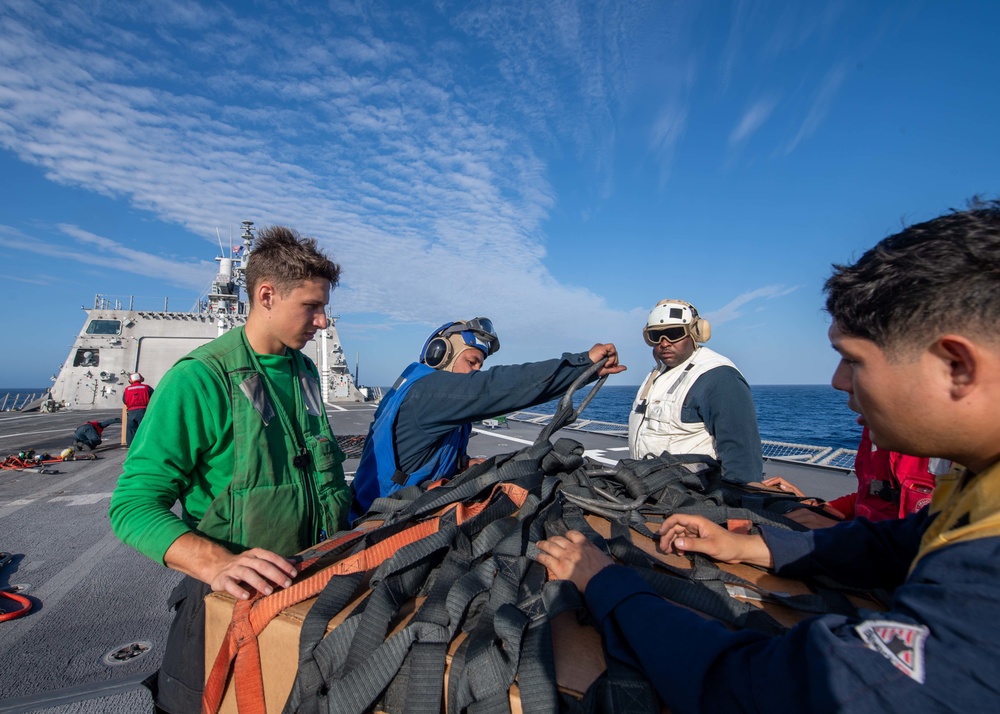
4, 274, 51, 286
0, 1, 668, 368
649, 99, 690, 184
0, 224, 212, 292
785, 62, 848, 154
0, 1, 853, 385
729, 96, 779, 145
704, 285, 799, 325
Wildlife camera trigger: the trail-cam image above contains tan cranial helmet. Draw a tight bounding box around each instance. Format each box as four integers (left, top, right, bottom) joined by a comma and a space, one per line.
419, 318, 500, 371
438, 334, 477, 372
643, 299, 711, 345
129, 373, 144, 383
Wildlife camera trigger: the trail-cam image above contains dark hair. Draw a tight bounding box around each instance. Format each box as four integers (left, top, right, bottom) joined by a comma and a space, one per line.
245, 226, 341, 305
825, 198, 1000, 354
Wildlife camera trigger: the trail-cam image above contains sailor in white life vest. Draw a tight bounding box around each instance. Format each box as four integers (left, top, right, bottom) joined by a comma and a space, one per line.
628, 299, 762, 483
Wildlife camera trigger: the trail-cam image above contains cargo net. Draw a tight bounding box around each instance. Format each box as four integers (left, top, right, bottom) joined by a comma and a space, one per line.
205, 366, 869, 714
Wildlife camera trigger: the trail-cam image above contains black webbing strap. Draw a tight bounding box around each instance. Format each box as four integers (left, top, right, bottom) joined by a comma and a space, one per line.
274, 417, 874, 714
287, 474, 545, 713
284, 571, 364, 714
284, 519, 461, 713
396, 547, 477, 714
362, 443, 551, 528
292, 541, 473, 713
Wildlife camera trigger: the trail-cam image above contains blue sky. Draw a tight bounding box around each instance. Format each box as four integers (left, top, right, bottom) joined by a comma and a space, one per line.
1, 0, 997, 389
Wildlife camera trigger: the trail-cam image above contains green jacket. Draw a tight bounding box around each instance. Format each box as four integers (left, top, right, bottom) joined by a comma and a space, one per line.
110, 327, 350, 561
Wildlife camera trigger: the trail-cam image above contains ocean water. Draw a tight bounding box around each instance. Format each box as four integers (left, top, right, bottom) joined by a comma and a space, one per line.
6, 384, 864, 452
534, 384, 863, 452
0, 388, 49, 411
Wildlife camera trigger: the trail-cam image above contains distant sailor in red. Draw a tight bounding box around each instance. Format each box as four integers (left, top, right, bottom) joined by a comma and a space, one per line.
122, 373, 154, 446
762, 425, 948, 523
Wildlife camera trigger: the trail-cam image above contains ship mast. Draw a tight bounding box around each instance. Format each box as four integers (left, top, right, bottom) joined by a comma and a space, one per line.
209, 220, 255, 335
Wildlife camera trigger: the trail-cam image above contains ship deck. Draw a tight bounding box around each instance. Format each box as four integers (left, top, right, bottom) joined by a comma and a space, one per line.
0, 404, 854, 712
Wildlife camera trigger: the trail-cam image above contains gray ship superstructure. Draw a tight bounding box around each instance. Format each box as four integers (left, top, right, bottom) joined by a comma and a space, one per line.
48, 221, 369, 410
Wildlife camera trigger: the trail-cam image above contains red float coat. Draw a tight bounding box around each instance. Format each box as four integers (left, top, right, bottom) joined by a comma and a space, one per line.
123, 383, 154, 411
827, 427, 936, 521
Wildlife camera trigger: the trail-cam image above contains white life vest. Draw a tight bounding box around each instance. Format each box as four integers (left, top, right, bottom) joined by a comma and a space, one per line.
628, 346, 739, 460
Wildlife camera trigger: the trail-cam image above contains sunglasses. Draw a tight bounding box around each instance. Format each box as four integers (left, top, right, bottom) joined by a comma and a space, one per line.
643, 325, 689, 346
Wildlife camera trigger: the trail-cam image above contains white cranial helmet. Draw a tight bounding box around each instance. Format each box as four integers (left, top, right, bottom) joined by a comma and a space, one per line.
643, 299, 711, 345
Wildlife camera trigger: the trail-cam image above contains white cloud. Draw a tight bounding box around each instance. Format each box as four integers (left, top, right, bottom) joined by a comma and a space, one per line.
0, 2, 666, 375
0, 224, 213, 292
704, 285, 800, 325
0, 1, 836, 385
729, 97, 778, 145
785, 62, 847, 154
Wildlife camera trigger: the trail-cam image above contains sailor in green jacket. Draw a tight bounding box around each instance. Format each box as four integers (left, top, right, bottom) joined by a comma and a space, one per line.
109, 226, 350, 714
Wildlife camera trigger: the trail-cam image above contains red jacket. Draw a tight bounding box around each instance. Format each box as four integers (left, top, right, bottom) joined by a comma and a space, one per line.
827, 427, 936, 521
123, 383, 154, 411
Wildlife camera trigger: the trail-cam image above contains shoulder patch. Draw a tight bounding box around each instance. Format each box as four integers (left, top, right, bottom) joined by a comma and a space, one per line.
854, 620, 929, 684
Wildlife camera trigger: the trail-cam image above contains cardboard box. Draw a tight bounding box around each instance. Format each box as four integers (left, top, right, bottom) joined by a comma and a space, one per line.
206, 580, 603, 714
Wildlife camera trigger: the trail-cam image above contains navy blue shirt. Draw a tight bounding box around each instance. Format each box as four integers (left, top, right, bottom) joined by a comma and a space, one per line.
681, 366, 762, 483
393, 352, 595, 475
584, 511, 1000, 712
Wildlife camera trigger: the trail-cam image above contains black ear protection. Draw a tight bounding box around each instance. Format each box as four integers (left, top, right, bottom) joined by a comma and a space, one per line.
420, 322, 460, 369
419, 318, 498, 370
422, 334, 454, 368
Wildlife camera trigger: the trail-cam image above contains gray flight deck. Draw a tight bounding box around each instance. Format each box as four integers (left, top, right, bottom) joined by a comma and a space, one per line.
0, 403, 854, 712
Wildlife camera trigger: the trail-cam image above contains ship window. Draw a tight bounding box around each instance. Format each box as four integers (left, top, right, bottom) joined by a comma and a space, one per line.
86, 319, 122, 335
74, 349, 100, 367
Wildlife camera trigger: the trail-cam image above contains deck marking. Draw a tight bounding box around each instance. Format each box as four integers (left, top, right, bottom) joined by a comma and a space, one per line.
580, 450, 617, 465
1, 530, 122, 648
471, 429, 534, 446
0, 469, 103, 520
0, 427, 110, 440
471, 428, 616, 466
49, 493, 114, 506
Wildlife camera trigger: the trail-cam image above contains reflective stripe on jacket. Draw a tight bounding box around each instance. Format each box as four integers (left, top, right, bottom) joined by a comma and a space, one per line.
628, 346, 739, 460
123, 383, 153, 410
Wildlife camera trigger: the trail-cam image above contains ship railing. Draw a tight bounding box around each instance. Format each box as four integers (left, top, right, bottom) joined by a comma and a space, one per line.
502, 413, 629, 437
761, 443, 857, 469
813, 447, 859, 469
1, 392, 41, 412
506, 410, 857, 468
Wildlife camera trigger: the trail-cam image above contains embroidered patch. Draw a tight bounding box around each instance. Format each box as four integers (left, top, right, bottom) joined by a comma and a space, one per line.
854, 620, 929, 684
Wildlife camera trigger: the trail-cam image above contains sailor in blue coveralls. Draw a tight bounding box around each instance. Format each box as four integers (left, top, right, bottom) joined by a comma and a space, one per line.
350, 318, 625, 521
538, 201, 1000, 713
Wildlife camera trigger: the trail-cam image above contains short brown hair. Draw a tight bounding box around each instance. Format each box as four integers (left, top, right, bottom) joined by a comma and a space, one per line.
245, 226, 341, 305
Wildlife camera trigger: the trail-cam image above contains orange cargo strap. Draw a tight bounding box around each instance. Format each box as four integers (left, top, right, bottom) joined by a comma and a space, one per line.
203, 482, 529, 714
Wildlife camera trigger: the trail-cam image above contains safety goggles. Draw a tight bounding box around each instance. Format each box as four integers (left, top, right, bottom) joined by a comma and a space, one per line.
445, 317, 500, 356
643, 325, 689, 346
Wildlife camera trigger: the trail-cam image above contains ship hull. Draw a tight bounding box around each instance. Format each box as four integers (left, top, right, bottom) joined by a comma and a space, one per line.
49, 308, 368, 411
